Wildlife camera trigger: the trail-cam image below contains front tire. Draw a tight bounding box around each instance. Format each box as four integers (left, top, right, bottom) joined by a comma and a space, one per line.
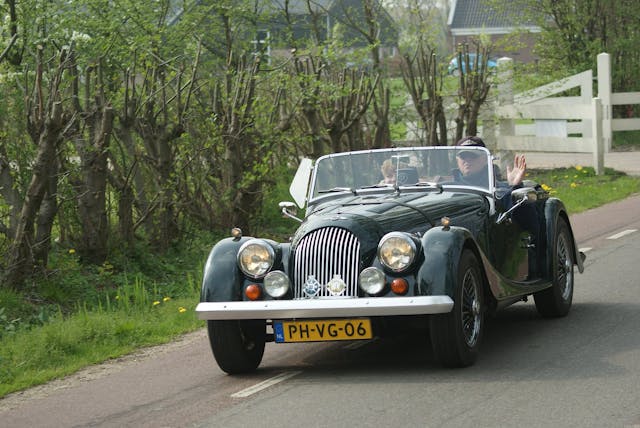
207, 320, 266, 374
534, 217, 574, 317
430, 249, 485, 368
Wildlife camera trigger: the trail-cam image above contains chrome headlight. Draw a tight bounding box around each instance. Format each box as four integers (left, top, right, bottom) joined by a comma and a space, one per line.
237, 239, 275, 279
264, 271, 290, 298
359, 267, 386, 295
378, 232, 417, 272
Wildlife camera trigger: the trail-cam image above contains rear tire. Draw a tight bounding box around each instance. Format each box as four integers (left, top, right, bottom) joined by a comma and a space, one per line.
430, 250, 484, 368
207, 320, 266, 374
534, 217, 574, 317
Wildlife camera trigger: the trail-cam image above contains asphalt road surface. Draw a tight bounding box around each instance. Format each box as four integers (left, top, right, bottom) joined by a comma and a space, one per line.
2, 195, 639, 428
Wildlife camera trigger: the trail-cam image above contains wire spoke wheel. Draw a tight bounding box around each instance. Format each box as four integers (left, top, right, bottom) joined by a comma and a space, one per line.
535, 217, 574, 317
461, 269, 482, 347
555, 231, 574, 301
430, 249, 484, 367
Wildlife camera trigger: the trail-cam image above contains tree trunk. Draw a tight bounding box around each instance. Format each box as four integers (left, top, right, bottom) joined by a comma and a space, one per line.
74, 106, 114, 264
0, 144, 23, 240
4, 102, 64, 288
113, 118, 149, 245
33, 156, 59, 267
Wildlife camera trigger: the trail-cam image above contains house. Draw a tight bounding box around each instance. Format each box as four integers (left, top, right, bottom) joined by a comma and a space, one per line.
167, 1, 398, 65
258, 0, 399, 60
447, 0, 541, 63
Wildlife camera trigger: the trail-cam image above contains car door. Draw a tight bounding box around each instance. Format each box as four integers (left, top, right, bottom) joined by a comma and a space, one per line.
487, 195, 532, 282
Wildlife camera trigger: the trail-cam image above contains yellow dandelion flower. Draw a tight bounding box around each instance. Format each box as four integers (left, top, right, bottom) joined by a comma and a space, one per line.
541, 183, 552, 192
163, 296, 171, 302
178, 307, 187, 313
153, 301, 161, 306
575, 165, 583, 171
69, 249, 76, 254
570, 182, 578, 188
582, 169, 588, 174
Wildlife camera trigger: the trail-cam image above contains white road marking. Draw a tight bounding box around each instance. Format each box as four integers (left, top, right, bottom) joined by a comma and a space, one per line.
579, 247, 592, 253
606, 229, 638, 240
231, 370, 302, 398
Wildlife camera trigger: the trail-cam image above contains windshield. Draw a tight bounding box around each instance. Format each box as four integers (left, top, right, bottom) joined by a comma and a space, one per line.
309, 146, 496, 202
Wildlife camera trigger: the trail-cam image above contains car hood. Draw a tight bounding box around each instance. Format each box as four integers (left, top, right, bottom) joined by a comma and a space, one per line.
293, 191, 488, 249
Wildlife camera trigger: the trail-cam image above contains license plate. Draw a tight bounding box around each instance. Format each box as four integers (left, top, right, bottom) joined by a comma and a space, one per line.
274, 319, 373, 343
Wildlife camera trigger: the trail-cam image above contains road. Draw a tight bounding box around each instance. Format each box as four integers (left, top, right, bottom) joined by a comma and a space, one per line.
1, 195, 640, 428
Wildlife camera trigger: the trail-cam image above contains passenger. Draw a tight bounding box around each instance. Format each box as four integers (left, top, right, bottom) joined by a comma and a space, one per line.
380, 158, 413, 185
380, 159, 399, 185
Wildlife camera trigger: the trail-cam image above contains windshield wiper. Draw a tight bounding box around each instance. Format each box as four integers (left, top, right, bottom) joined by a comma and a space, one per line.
358, 184, 393, 189
318, 187, 357, 195
414, 182, 443, 192
358, 182, 443, 194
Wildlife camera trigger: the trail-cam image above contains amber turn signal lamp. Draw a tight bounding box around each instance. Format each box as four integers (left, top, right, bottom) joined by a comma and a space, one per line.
390, 278, 408, 295
245, 284, 262, 300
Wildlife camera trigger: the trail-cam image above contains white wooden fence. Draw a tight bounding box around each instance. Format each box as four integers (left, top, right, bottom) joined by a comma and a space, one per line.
486, 52, 640, 175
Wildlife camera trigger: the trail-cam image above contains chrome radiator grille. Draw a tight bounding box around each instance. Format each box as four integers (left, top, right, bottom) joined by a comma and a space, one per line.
293, 227, 361, 299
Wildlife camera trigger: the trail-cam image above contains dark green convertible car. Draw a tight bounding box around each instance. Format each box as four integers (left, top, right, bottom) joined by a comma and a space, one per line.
196, 146, 585, 374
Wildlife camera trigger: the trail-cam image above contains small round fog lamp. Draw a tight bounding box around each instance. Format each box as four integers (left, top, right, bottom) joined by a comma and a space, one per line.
264, 271, 290, 298
359, 267, 386, 295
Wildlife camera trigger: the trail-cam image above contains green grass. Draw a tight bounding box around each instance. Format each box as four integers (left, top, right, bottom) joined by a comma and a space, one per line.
0, 167, 639, 398
0, 236, 214, 398
0, 295, 201, 396
527, 166, 640, 213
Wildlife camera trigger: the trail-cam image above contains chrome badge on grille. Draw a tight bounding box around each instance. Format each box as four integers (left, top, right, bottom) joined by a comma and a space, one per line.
326, 274, 347, 296
302, 275, 321, 298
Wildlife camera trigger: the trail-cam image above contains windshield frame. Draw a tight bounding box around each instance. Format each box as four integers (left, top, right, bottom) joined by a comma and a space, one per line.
307, 146, 496, 206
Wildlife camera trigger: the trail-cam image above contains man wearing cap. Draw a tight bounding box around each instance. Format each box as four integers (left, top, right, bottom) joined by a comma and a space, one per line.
456, 136, 540, 276
454, 136, 527, 188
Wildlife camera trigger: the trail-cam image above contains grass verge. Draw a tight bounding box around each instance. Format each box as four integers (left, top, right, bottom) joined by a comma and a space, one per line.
527, 166, 640, 213
0, 295, 201, 397
0, 238, 211, 398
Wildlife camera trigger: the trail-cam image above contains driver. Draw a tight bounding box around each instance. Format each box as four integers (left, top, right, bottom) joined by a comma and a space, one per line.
454, 136, 526, 188
456, 136, 541, 277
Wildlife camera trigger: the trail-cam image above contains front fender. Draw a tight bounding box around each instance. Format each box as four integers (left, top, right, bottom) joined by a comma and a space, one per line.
200, 237, 250, 303
416, 226, 472, 298
545, 198, 585, 275
200, 237, 292, 303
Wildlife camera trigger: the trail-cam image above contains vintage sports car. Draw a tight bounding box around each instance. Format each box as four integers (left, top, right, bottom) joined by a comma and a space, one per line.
196, 146, 585, 374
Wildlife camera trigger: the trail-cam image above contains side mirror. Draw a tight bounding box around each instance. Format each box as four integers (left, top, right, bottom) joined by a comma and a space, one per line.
496, 187, 537, 224
279, 201, 302, 223
512, 187, 538, 203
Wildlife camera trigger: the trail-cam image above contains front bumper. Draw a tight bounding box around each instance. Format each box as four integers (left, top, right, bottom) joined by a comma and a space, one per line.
196, 296, 454, 320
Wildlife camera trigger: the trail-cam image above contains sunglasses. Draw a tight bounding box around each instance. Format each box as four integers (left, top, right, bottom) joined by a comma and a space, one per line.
457, 152, 481, 160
